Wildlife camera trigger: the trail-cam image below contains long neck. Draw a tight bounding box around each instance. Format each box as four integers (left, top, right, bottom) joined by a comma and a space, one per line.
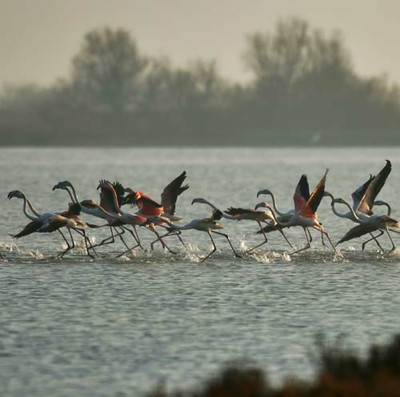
267, 192, 286, 217
335, 198, 361, 221
374, 201, 391, 216
64, 186, 78, 203
21, 194, 40, 220
68, 184, 80, 203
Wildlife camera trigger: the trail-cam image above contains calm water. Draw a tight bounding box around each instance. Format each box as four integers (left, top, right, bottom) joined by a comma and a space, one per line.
1, 147, 400, 396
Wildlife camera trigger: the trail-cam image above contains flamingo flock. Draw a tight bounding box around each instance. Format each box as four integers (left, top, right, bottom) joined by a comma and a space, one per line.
4, 161, 400, 262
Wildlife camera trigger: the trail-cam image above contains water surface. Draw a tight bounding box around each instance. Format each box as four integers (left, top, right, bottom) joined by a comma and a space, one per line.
1, 147, 400, 396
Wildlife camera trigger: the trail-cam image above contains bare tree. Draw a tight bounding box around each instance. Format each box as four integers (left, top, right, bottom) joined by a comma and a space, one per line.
71, 27, 148, 112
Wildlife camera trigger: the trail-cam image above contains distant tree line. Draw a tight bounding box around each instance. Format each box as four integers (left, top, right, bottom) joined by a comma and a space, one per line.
1, 17, 400, 146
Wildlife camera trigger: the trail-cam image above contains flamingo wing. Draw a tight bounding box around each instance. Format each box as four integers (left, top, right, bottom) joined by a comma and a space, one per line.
98, 181, 120, 213
300, 169, 328, 217
351, 174, 374, 211
12, 220, 43, 238
160, 171, 189, 215
112, 181, 126, 207
211, 209, 223, 221
337, 223, 378, 244
225, 207, 256, 216
293, 175, 310, 213
357, 160, 391, 215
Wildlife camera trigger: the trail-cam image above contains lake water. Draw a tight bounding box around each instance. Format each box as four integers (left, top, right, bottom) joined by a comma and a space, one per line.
1, 147, 400, 396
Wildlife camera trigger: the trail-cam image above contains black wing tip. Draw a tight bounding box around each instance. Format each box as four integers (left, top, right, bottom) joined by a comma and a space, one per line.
212, 209, 223, 220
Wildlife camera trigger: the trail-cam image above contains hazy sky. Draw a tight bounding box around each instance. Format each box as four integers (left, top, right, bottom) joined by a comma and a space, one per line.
1, 0, 400, 87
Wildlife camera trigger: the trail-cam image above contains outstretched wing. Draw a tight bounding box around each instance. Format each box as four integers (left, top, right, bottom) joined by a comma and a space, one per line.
225, 207, 256, 216
337, 223, 377, 245
211, 209, 223, 221
112, 181, 126, 207
99, 182, 120, 213
293, 175, 310, 213
351, 174, 374, 211
301, 169, 328, 217
12, 220, 42, 238
161, 171, 189, 215
357, 160, 391, 215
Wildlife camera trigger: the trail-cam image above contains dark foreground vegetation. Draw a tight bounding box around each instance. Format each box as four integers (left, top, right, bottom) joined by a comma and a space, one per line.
2, 17, 400, 146
147, 334, 400, 396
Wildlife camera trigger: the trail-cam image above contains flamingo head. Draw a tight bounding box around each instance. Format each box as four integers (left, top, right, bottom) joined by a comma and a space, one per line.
7, 190, 25, 200
257, 189, 273, 198
255, 201, 272, 211
191, 197, 208, 205
52, 180, 73, 191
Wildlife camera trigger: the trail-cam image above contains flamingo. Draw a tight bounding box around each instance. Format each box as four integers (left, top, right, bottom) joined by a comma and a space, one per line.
324, 160, 392, 250
256, 188, 299, 247
189, 197, 284, 253
8, 191, 94, 258
52, 180, 131, 249
259, 170, 336, 255
330, 196, 399, 252
97, 180, 180, 255
122, 171, 189, 221
157, 200, 241, 262
97, 180, 145, 251
257, 171, 336, 254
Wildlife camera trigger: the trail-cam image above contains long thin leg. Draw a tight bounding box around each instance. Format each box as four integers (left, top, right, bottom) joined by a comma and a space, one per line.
149, 227, 177, 254
91, 226, 116, 248
115, 225, 144, 257
321, 230, 338, 254
212, 231, 241, 258
74, 228, 97, 258
200, 231, 218, 262
320, 230, 326, 247
290, 227, 311, 255
131, 225, 143, 249
385, 228, 396, 253
361, 230, 384, 251
57, 229, 74, 258
278, 229, 293, 248
92, 226, 126, 248
150, 230, 187, 253
246, 221, 268, 254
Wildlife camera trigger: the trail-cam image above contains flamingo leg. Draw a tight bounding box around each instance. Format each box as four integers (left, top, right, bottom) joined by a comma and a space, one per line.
57, 229, 75, 258
320, 230, 326, 247
148, 227, 177, 254
115, 226, 144, 257
74, 228, 97, 258
289, 227, 311, 255
150, 230, 187, 253
131, 226, 144, 249
321, 230, 338, 254
92, 226, 120, 248
278, 229, 293, 248
361, 230, 384, 252
212, 231, 241, 259
246, 221, 268, 254
385, 228, 396, 254
200, 231, 218, 262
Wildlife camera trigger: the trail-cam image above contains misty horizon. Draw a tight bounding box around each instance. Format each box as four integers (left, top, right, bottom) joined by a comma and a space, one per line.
1, 14, 400, 146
